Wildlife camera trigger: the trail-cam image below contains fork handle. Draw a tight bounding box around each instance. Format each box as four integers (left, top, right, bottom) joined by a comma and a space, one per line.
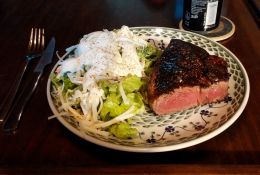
0, 59, 29, 123
3, 72, 42, 133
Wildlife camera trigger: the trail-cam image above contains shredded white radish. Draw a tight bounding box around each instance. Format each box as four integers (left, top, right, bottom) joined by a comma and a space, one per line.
57, 87, 84, 120
48, 115, 57, 120
79, 123, 110, 138
48, 112, 70, 120
119, 81, 130, 105
93, 106, 135, 128
97, 96, 103, 114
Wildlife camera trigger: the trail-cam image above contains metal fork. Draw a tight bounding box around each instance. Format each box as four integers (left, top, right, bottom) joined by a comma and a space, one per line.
0, 28, 45, 123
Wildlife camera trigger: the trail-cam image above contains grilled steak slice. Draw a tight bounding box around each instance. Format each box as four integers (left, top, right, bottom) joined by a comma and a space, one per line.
148, 39, 229, 115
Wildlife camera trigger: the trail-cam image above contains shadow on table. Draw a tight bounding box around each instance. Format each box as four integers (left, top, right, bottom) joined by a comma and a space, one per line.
245, 0, 260, 28
62, 126, 260, 165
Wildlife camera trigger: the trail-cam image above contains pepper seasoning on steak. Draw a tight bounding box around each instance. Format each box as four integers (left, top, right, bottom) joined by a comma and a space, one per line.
148, 39, 229, 115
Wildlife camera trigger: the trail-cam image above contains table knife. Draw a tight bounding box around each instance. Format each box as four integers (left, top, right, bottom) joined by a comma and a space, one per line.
3, 37, 55, 133
0, 54, 41, 123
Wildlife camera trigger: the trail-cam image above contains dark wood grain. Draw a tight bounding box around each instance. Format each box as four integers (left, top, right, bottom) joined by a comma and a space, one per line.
0, 0, 259, 174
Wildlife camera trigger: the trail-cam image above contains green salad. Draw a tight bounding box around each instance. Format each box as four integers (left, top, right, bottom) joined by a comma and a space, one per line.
50, 26, 161, 139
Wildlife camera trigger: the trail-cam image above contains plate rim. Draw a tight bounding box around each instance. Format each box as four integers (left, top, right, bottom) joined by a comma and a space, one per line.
46, 26, 250, 152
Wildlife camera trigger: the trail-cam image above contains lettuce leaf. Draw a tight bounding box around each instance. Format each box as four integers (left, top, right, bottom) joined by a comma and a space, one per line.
136, 43, 161, 74
100, 93, 127, 121
51, 73, 77, 91
109, 122, 138, 139
122, 76, 143, 93
100, 76, 145, 121
50, 72, 62, 89
61, 75, 77, 92
137, 43, 161, 59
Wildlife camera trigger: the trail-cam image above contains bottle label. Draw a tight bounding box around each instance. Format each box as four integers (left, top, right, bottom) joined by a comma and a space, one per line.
205, 1, 219, 26
190, 0, 207, 19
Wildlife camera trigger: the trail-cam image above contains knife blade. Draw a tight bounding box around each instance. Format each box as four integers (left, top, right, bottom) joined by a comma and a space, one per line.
3, 37, 56, 133
34, 37, 55, 73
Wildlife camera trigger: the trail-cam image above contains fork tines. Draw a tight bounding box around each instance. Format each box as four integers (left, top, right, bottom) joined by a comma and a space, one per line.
28, 28, 45, 53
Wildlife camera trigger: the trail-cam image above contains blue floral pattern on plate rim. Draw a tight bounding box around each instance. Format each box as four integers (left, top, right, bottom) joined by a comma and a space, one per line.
47, 27, 250, 152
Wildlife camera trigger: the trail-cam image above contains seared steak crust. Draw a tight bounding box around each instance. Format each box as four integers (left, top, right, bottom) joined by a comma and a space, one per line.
148, 39, 229, 114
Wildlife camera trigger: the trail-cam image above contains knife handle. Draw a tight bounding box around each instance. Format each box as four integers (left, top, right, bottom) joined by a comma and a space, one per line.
3, 72, 42, 133
0, 59, 29, 123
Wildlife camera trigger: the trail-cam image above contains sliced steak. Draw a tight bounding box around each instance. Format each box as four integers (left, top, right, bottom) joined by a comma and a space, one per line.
148, 39, 229, 115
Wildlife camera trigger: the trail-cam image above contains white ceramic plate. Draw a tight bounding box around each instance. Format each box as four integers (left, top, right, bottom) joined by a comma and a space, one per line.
47, 27, 249, 152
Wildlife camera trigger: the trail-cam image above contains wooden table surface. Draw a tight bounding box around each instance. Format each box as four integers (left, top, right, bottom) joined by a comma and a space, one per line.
0, 0, 259, 174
